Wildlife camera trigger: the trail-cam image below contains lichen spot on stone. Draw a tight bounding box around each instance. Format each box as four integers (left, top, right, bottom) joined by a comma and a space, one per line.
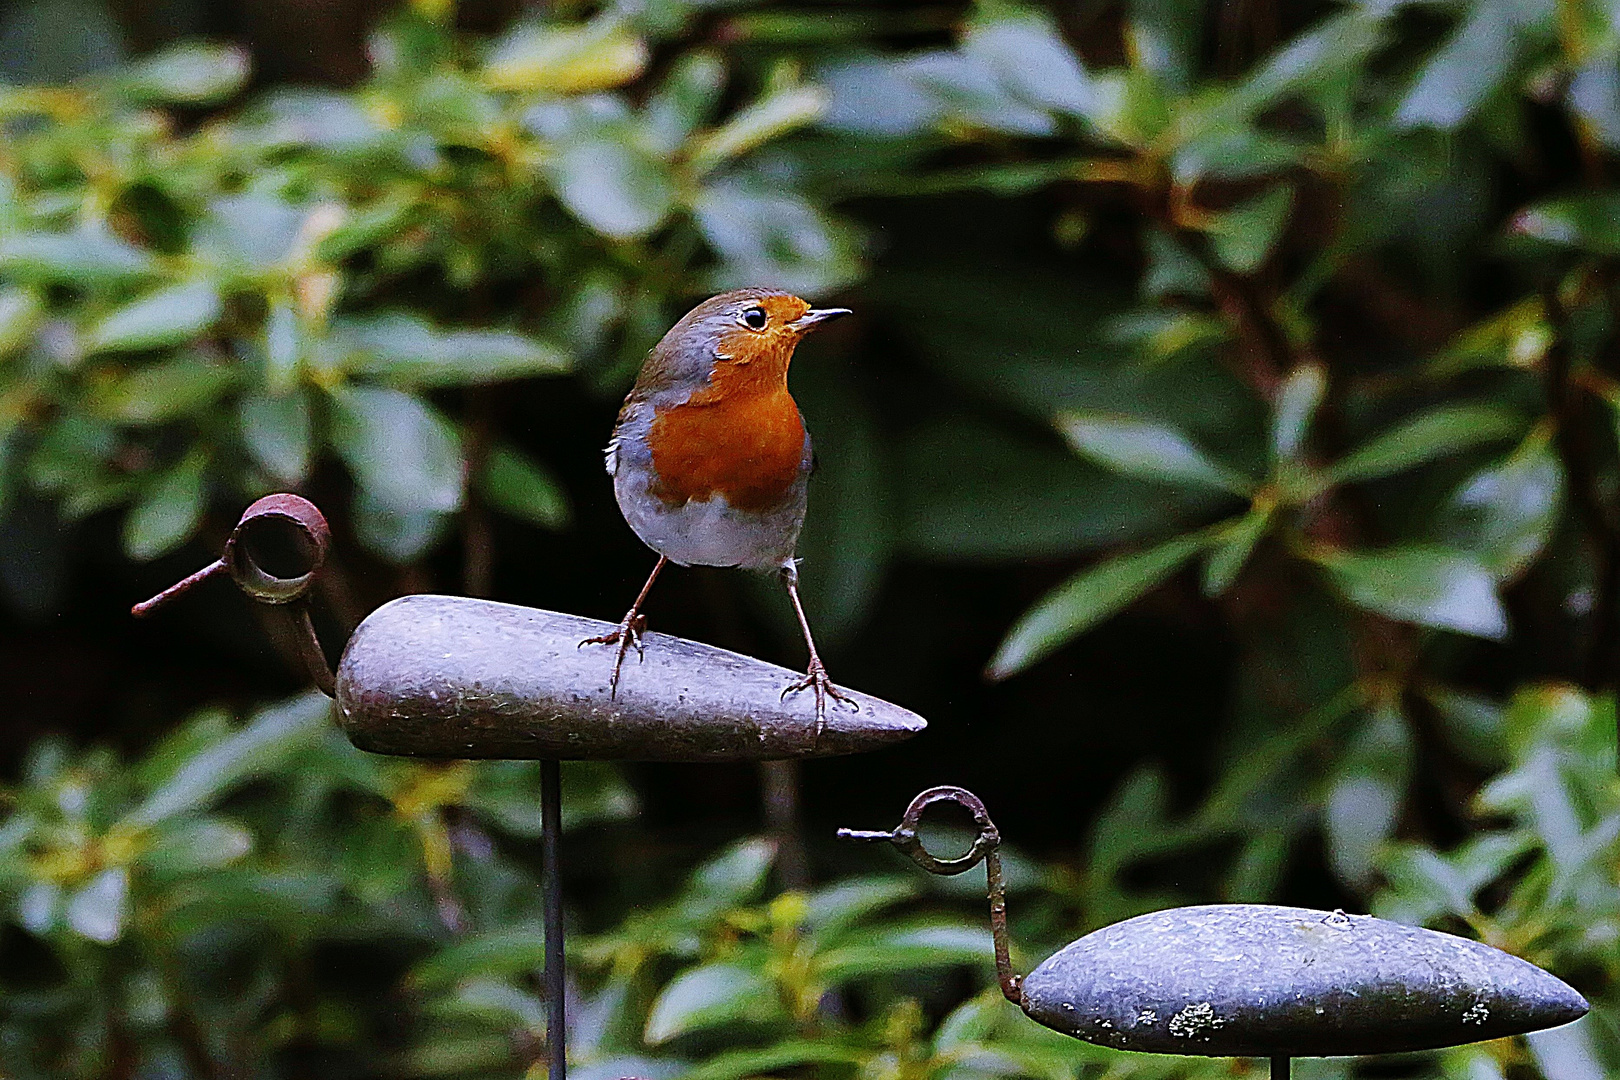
1168, 1002, 1224, 1039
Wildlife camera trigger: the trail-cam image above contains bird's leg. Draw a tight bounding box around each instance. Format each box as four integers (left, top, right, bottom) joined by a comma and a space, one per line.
778, 561, 857, 732
580, 555, 667, 698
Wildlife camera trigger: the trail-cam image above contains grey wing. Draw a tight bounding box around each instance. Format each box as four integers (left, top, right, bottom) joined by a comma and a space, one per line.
606, 398, 656, 479
604, 391, 637, 477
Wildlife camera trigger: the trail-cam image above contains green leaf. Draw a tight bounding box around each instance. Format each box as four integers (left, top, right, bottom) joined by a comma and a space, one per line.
124, 692, 330, 827
549, 135, 676, 240
1087, 766, 1175, 881
1082, 67, 1170, 147
27, 414, 117, 493
905, 50, 1058, 137
643, 50, 725, 156
0, 286, 44, 357
239, 391, 312, 484
1223, 9, 1385, 119
399, 1035, 516, 1077
803, 877, 917, 941
1208, 186, 1293, 274
694, 181, 860, 295
238, 88, 385, 153
1171, 121, 1307, 184
1375, 844, 1482, 925
1527, 1013, 1609, 1080
1057, 412, 1251, 493
1326, 404, 1521, 485
1422, 685, 1506, 765
988, 531, 1210, 679
681, 838, 776, 918
1142, 227, 1209, 299
264, 298, 302, 393
1509, 192, 1620, 255
1395, 0, 1551, 130
350, 488, 453, 563
1314, 545, 1508, 639
1434, 430, 1563, 580
133, 707, 232, 793
682, 1041, 863, 1080
1379, 833, 1530, 928
85, 282, 222, 353
123, 450, 206, 561
333, 314, 570, 386
1324, 701, 1413, 886
410, 923, 548, 989
961, 5, 1095, 119
17, 881, 60, 936
483, 18, 647, 92
1498, 682, 1614, 768
815, 924, 995, 982
1270, 362, 1327, 461
463, 761, 635, 837
328, 385, 463, 514
194, 192, 305, 272
90, 357, 240, 424
0, 228, 154, 287
313, 194, 416, 262
820, 57, 947, 138
118, 42, 250, 104
688, 81, 827, 175
478, 444, 570, 529
65, 867, 128, 943
1129, 0, 1200, 93
143, 817, 254, 876
644, 962, 780, 1044
1570, 48, 1620, 149
1202, 505, 1272, 596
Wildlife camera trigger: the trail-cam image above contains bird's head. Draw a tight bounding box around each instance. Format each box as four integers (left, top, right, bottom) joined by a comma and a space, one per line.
640, 289, 851, 400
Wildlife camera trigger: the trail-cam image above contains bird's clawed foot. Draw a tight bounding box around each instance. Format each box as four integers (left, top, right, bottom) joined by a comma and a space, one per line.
782, 659, 858, 732
579, 612, 648, 698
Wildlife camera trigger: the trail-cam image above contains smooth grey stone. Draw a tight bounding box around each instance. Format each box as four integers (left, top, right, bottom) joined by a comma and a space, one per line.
334, 594, 926, 761
1019, 904, 1588, 1057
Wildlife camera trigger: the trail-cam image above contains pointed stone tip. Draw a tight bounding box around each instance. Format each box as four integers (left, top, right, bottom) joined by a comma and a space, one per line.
1527, 968, 1589, 1028
334, 594, 927, 761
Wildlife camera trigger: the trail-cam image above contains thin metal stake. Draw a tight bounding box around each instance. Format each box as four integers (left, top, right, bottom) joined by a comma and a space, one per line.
541, 759, 565, 1080
1271, 1055, 1290, 1080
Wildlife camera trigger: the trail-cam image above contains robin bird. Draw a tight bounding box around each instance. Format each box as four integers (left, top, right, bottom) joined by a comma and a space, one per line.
584, 288, 856, 727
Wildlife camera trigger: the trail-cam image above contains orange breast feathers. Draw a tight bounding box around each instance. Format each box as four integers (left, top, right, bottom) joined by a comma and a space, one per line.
645, 328, 809, 513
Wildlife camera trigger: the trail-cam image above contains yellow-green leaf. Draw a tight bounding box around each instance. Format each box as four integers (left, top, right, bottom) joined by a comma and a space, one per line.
483, 19, 647, 93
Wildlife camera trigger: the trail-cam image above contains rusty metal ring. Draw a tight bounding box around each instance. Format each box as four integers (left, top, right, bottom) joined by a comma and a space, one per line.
222, 494, 330, 604
838, 784, 1000, 876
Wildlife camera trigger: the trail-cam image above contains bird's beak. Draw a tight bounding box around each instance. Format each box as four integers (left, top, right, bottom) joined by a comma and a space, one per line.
789, 307, 852, 334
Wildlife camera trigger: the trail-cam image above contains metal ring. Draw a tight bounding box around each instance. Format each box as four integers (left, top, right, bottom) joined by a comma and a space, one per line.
888, 785, 1000, 877
222, 494, 330, 605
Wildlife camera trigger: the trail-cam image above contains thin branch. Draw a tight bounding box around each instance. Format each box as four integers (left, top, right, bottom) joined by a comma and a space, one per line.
1171, 226, 1287, 397
1541, 284, 1620, 690
463, 387, 495, 599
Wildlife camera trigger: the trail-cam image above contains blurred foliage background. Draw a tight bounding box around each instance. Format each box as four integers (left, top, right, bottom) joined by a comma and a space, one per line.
2, 0, 1620, 1076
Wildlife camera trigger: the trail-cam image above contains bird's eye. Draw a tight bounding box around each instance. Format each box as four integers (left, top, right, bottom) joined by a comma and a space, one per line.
741, 307, 768, 330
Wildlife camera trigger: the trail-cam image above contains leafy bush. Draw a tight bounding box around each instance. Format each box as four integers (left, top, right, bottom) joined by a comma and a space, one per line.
1, 683, 1612, 1078
0, 6, 853, 567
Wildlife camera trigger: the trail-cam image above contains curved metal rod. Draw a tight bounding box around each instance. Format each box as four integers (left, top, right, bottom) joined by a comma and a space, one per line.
131, 494, 336, 696
839, 785, 1022, 1004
